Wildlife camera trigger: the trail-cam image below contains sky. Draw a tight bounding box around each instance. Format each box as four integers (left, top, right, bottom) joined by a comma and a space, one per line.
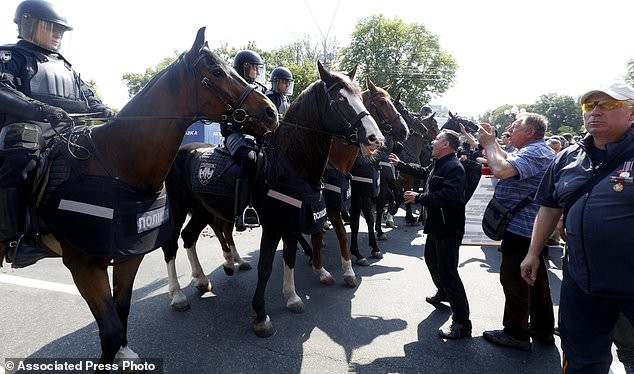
2, 0, 633, 118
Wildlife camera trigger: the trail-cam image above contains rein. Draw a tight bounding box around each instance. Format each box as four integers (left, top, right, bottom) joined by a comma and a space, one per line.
366, 91, 402, 135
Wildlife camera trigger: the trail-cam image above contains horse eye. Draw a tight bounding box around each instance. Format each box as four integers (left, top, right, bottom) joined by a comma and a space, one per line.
211, 68, 225, 78
337, 95, 346, 102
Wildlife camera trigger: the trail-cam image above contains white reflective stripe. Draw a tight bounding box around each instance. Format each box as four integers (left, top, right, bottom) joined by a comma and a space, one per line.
267, 189, 302, 208
351, 175, 373, 184
58, 199, 114, 219
323, 183, 342, 193
379, 161, 392, 168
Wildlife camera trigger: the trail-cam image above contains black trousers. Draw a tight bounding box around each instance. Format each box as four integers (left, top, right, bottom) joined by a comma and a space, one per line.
499, 230, 554, 340
425, 231, 471, 328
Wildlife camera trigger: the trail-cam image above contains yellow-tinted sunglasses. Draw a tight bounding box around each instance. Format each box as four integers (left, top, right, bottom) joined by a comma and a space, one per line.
581, 99, 633, 112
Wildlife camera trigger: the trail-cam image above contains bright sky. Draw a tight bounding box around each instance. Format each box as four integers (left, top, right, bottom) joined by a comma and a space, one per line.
2, 0, 632, 118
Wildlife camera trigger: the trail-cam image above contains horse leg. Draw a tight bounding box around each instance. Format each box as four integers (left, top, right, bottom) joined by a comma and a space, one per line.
349, 193, 369, 266
163, 201, 191, 311
281, 233, 304, 313
224, 221, 251, 270
252, 227, 282, 337
309, 230, 334, 285
210, 220, 235, 277
181, 211, 212, 293
375, 196, 387, 240
328, 208, 357, 287
362, 197, 383, 259
62, 249, 123, 369
112, 255, 144, 362
297, 233, 313, 262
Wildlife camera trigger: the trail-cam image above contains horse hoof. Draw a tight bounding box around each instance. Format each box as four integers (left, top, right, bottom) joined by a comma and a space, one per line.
377, 233, 387, 241
238, 262, 252, 271
223, 266, 235, 276
196, 282, 212, 293
371, 251, 384, 259
386, 221, 396, 229
171, 300, 191, 312
355, 258, 370, 267
253, 316, 274, 338
287, 300, 305, 314
320, 276, 335, 285
343, 275, 357, 287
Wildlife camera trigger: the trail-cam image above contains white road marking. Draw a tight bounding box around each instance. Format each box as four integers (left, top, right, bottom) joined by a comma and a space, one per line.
0, 274, 80, 295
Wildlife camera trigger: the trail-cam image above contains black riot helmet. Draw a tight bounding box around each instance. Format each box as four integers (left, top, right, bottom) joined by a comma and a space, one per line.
270, 67, 294, 96
232, 50, 265, 85
14, 0, 72, 52
420, 105, 433, 117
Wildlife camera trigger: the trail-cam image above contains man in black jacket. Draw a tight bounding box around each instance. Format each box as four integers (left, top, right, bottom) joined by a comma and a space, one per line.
389, 129, 472, 339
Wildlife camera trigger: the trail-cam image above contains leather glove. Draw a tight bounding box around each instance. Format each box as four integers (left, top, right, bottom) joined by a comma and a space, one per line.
101, 108, 116, 118
39, 105, 71, 126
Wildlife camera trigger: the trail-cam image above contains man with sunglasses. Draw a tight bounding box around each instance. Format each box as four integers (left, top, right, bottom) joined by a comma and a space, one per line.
521, 82, 634, 373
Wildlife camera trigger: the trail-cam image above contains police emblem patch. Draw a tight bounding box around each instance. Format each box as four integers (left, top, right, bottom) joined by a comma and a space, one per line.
198, 162, 215, 185
0, 50, 11, 63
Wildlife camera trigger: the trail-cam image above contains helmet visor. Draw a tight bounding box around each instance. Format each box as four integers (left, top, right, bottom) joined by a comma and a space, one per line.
26, 19, 68, 51
274, 78, 294, 96
244, 62, 265, 85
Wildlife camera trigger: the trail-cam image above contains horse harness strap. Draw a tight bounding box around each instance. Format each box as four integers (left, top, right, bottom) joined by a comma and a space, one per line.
322, 81, 369, 145
367, 91, 401, 134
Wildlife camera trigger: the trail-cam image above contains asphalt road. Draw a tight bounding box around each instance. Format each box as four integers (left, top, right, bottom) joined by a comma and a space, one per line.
0, 207, 625, 374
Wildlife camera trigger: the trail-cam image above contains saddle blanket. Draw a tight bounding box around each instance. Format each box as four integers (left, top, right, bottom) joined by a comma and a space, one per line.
323, 167, 352, 212
191, 146, 237, 196
42, 174, 173, 257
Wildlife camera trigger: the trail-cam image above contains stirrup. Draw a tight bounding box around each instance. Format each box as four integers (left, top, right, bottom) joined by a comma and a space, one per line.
6, 236, 48, 268
241, 206, 260, 228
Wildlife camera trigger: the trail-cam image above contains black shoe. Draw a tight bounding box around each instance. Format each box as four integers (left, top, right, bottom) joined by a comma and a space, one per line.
528, 324, 555, 345
438, 322, 472, 339
425, 293, 449, 307
483, 330, 531, 351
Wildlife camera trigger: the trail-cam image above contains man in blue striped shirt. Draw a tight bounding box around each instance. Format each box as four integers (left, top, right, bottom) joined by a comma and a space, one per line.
477, 113, 556, 351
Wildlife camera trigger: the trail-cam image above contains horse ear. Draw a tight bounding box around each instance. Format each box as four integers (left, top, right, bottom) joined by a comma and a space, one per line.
347, 64, 358, 80
448, 111, 454, 118
317, 60, 331, 82
189, 27, 206, 56
394, 92, 401, 103
366, 77, 376, 91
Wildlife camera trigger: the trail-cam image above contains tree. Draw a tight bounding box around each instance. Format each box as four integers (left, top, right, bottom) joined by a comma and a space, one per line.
338, 14, 457, 111
121, 52, 179, 97
626, 58, 634, 86
528, 93, 582, 135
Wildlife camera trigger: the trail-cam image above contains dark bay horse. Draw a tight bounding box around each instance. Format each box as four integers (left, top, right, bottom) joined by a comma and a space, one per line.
308, 79, 408, 282
253, 63, 384, 337
392, 97, 438, 224
0, 28, 278, 368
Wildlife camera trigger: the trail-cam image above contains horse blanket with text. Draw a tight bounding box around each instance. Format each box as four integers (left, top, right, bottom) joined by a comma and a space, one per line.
350, 156, 380, 198
261, 177, 327, 235
42, 175, 173, 257
191, 146, 238, 196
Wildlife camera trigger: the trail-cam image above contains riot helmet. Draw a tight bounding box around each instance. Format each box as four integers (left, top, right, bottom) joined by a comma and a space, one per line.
232, 50, 265, 85
420, 105, 432, 117
269, 67, 294, 96
14, 0, 72, 52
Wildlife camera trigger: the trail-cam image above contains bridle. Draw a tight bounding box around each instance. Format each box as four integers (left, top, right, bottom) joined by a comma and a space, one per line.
365, 90, 402, 135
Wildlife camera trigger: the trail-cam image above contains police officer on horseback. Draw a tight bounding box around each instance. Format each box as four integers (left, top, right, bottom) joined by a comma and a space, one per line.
265, 66, 294, 116
0, 0, 114, 267
222, 50, 267, 231
420, 105, 433, 118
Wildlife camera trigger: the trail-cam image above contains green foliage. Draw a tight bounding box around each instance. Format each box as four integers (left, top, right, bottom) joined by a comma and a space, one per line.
529, 93, 582, 134
338, 14, 457, 110
557, 125, 576, 135
626, 58, 634, 86
121, 51, 180, 97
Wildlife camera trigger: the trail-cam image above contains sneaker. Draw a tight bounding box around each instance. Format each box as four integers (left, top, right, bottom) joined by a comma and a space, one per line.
438, 322, 472, 339
483, 330, 531, 351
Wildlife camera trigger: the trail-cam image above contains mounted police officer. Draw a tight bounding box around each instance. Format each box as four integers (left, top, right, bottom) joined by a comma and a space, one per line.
265, 66, 294, 116
0, 0, 114, 267
420, 105, 433, 118
222, 50, 267, 231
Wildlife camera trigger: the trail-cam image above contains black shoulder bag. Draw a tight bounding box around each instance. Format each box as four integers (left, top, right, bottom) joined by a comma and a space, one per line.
482, 194, 533, 241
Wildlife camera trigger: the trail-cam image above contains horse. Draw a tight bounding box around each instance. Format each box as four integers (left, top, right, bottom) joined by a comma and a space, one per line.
0, 28, 278, 369
308, 79, 408, 282
253, 62, 384, 337
392, 96, 438, 225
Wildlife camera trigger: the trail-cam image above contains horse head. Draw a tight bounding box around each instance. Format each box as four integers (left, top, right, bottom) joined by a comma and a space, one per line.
442, 110, 478, 135
363, 78, 409, 143
183, 27, 279, 137
316, 61, 384, 155
392, 94, 437, 141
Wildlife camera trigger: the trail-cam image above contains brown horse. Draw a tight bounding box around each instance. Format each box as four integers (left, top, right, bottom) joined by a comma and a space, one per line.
392, 96, 438, 224
0, 28, 277, 369
308, 79, 408, 283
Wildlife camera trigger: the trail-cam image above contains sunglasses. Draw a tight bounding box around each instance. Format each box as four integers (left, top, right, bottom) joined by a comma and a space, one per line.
581, 99, 633, 112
